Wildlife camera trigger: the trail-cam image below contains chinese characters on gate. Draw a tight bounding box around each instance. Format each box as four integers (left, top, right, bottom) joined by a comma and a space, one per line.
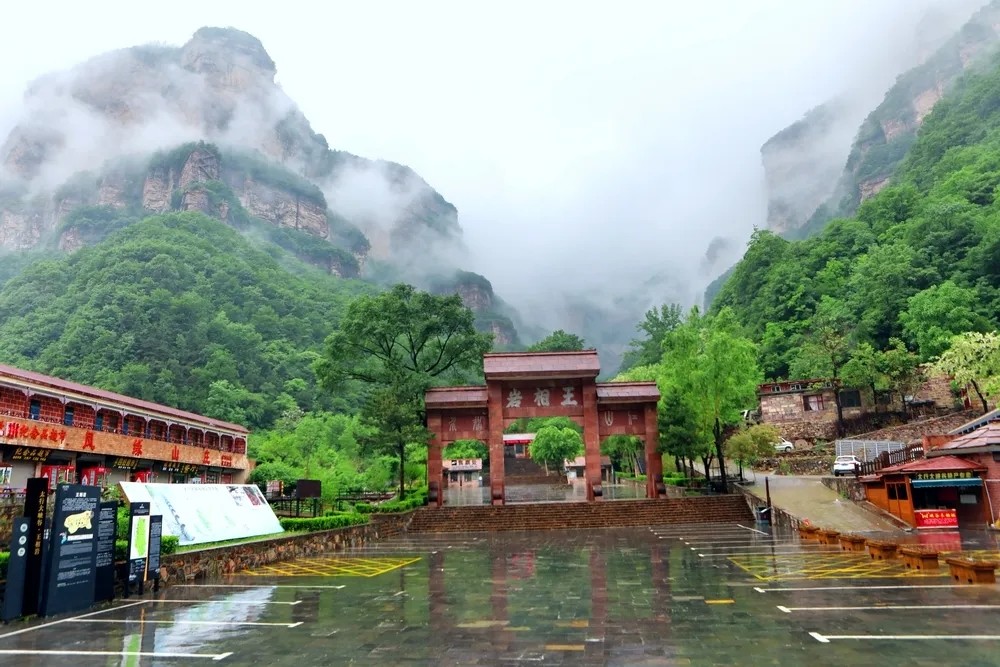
505, 386, 579, 408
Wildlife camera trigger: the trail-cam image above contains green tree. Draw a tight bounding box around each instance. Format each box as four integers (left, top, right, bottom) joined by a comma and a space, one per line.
315, 284, 493, 498
932, 331, 1000, 413
600, 434, 643, 476
356, 380, 430, 498
724, 423, 781, 478
900, 280, 993, 360
620, 304, 683, 371
443, 439, 488, 459
788, 297, 853, 436
529, 425, 583, 472
526, 329, 586, 352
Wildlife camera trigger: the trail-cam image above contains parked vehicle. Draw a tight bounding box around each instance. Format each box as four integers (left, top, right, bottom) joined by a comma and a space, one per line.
832, 455, 862, 476
773, 438, 794, 453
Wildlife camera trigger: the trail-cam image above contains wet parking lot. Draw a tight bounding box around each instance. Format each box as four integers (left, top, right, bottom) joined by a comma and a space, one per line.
2, 523, 1000, 666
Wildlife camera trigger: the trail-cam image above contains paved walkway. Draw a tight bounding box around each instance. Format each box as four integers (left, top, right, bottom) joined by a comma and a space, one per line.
747, 473, 903, 534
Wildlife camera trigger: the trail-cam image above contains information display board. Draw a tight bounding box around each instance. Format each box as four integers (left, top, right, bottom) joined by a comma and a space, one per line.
119, 482, 283, 546
127, 502, 150, 588
95, 501, 118, 602
39, 483, 100, 617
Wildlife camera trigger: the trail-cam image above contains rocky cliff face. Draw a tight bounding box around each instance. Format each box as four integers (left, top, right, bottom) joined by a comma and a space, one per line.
760, 100, 856, 236
0, 27, 460, 267
762, 0, 998, 238
0, 26, 520, 340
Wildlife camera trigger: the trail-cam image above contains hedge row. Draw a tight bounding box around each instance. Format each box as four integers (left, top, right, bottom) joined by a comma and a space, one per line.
0, 551, 8, 578
280, 514, 370, 532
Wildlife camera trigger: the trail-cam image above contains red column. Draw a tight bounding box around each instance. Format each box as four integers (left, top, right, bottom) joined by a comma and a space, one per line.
487, 382, 505, 505
644, 402, 664, 498
587, 548, 608, 659
582, 381, 602, 501
426, 411, 444, 507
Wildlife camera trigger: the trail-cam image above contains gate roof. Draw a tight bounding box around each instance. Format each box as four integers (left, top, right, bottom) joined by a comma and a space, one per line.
483, 351, 600, 380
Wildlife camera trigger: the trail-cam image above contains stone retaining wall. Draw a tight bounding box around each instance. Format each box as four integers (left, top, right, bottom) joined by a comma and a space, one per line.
155, 512, 413, 587
821, 475, 866, 502
735, 485, 801, 532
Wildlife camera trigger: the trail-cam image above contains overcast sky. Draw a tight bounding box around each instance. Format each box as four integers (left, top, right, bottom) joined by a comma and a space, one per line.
0, 1, 987, 329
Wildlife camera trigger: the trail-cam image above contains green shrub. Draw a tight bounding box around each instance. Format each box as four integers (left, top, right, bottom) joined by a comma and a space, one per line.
0, 550, 9, 578
354, 502, 374, 514
161, 535, 179, 555
372, 488, 427, 513
280, 514, 369, 532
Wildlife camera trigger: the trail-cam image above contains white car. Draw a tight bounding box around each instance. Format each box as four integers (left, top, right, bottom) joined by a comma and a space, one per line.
832, 455, 862, 476
773, 439, 794, 453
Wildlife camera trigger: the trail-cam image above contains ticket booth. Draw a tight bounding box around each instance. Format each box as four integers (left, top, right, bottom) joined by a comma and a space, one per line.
861, 455, 986, 529
80, 466, 111, 487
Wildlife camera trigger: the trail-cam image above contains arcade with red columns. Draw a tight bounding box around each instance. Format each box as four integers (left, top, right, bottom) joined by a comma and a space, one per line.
425, 351, 664, 505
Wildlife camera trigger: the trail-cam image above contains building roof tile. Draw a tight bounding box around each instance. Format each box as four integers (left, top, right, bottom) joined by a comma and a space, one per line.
424, 386, 488, 408
596, 382, 660, 403
0, 363, 247, 434
483, 351, 600, 379
877, 455, 985, 474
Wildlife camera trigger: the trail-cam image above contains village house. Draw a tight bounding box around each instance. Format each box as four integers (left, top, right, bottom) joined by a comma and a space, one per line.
755, 372, 960, 440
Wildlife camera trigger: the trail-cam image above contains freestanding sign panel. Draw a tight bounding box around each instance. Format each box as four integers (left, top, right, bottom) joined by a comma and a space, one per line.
94, 501, 118, 602
127, 502, 151, 595
147, 515, 162, 590
21, 477, 49, 616
39, 483, 100, 617
1, 518, 31, 621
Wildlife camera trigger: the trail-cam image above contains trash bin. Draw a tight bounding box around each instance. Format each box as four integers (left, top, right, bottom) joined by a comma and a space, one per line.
755, 507, 771, 525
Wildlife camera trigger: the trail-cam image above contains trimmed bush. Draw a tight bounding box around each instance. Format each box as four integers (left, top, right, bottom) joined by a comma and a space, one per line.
280, 514, 369, 532
161, 536, 179, 555
0, 550, 9, 578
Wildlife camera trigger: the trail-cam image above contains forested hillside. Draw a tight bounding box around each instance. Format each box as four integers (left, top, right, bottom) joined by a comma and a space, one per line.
712, 51, 1000, 379
0, 211, 371, 426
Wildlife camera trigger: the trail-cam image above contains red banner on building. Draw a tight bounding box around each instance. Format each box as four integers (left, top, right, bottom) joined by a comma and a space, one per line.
914, 508, 958, 529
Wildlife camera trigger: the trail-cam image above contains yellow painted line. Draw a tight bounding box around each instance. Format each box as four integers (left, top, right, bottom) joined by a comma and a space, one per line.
726, 553, 952, 582
245, 556, 420, 577
705, 599, 735, 604
554, 620, 589, 628
545, 644, 585, 651
456, 620, 509, 629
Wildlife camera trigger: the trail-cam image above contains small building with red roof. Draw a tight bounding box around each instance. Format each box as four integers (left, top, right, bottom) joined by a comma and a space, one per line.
861, 454, 987, 529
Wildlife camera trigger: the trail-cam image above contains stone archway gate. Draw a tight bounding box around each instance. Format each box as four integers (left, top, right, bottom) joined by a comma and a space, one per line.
425, 351, 664, 505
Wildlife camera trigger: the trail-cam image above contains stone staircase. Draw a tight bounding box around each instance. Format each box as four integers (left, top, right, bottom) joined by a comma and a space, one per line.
409, 495, 753, 533
499, 456, 565, 485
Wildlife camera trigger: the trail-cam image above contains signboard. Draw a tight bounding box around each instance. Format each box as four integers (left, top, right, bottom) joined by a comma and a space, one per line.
21, 477, 48, 616
127, 502, 151, 594
11, 447, 50, 463
1, 518, 31, 621
94, 501, 118, 602
147, 515, 162, 586
39, 483, 100, 616
120, 482, 283, 546
914, 508, 958, 528
914, 472, 975, 481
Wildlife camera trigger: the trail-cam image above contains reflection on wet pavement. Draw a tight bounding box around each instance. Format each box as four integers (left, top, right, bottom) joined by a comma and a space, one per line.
2, 523, 1000, 665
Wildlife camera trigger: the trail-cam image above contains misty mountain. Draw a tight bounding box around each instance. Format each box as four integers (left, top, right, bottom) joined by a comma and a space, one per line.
0, 26, 521, 346
764, 0, 1000, 240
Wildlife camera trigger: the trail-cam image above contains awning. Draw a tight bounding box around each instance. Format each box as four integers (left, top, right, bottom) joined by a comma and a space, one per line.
911, 478, 982, 488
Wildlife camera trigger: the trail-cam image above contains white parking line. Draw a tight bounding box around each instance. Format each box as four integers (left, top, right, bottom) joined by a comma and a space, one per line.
0, 601, 147, 640
174, 584, 346, 590
70, 619, 303, 628
151, 599, 302, 605
780, 604, 1000, 613
810, 632, 1000, 643
0, 649, 232, 661
754, 584, 970, 594
697, 551, 824, 558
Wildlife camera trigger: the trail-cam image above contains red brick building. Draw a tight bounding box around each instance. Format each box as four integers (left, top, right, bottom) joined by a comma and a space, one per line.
424, 351, 661, 505
0, 363, 250, 491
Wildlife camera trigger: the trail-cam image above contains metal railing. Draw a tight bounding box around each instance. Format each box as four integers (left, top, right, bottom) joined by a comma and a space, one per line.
856, 444, 924, 477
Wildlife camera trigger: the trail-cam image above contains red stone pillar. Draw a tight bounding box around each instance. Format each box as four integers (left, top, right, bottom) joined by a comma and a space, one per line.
644, 402, 664, 499
487, 382, 505, 505
426, 411, 444, 507
582, 381, 602, 501
429, 550, 447, 632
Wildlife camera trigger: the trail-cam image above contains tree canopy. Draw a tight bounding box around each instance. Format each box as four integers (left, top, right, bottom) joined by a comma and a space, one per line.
526, 329, 587, 353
